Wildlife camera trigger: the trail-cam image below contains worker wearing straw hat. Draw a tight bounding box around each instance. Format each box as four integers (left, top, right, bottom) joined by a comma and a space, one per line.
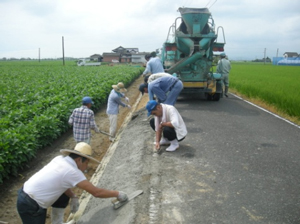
106, 82, 131, 141
17, 142, 128, 224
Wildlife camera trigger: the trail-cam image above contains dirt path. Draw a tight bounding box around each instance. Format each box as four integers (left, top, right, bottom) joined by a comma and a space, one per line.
0, 75, 148, 224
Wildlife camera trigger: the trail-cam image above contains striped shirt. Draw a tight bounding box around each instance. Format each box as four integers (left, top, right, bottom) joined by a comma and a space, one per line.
68, 105, 99, 142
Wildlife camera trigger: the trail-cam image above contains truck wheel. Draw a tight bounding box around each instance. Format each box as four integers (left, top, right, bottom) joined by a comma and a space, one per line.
206, 93, 213, 101
213, 93, 221, 101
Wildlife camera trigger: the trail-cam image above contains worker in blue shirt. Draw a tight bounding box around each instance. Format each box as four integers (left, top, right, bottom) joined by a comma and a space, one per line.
106, 82, 131, 141
139, 76, 183, 106
142, 52, 164, 76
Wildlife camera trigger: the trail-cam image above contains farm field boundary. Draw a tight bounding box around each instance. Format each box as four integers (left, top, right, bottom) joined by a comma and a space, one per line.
230, 62, 300, 125
231, 92, 300, 129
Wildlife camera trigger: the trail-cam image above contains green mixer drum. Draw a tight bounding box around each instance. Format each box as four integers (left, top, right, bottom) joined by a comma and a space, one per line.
178, 8, 211, 34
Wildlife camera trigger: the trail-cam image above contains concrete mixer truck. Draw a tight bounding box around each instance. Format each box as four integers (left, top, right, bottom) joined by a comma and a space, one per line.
161, 7, 226, 101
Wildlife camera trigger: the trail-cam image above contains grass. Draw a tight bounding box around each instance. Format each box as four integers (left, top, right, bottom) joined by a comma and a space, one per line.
230, 62, 300, 125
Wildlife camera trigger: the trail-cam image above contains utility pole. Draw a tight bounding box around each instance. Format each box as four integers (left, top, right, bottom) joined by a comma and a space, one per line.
38, 48, 40, 62
264, 48, 266, 65
62, 36, 65, 66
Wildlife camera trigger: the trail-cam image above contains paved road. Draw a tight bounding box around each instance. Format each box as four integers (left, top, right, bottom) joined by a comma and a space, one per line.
77, 93, 300, 224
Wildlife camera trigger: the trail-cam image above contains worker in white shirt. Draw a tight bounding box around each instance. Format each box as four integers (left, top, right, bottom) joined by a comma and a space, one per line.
146, 100, 187, 152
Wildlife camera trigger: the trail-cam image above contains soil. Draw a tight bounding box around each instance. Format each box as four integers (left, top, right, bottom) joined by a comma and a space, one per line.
0, 75, 149, 224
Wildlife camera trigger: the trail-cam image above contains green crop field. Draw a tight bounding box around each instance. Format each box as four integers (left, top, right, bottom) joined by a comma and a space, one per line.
1, 60, 299, 182
230, 62, 300, 121
0, 60, 143, 182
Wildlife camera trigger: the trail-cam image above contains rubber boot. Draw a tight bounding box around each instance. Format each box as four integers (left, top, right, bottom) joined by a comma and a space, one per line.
225, 86, 229, 97
51, 207, 65, 224
160, 137, 170, 146
166, 139, 179, 152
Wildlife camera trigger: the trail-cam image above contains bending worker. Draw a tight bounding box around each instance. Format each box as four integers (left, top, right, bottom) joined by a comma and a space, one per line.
17, 142, 128, 224
146, 100, 187, 152
139, 75, 183, 106
139, 72, 172, 96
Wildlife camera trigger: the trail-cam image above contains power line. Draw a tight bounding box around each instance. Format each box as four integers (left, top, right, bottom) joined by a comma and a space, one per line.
208, 0, 218, 9
205, 0, 213, 7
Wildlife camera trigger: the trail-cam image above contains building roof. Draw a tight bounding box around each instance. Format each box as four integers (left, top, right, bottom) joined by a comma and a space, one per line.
126, 48, 139, 53
283, 52, 299, 57
103, 52, 121, 56
90, 54, 102, 57
112, 46, 126, 53
112, 46, 139, 53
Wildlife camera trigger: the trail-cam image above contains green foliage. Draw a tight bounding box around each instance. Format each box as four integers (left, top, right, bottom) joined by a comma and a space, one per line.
230, 63, 300, 118
0, 61, 143, 183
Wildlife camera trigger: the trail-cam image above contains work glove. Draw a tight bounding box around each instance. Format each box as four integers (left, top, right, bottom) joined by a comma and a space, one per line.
125, 97, 129, 102
70, 197, 79, 213
117, 191, 128, 202
127, 105, 131, 109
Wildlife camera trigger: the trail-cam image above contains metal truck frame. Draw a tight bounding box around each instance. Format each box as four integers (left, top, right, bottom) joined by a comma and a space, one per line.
161, 7, 226, 101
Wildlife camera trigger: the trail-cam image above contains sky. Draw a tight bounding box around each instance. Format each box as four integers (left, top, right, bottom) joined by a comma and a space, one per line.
0, 0, 299, 60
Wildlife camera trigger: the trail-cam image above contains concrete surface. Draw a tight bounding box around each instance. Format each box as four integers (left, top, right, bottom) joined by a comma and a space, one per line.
74, 93, 300, 224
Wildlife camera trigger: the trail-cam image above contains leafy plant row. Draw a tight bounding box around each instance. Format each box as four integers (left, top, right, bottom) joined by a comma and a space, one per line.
0, 61, 143, 183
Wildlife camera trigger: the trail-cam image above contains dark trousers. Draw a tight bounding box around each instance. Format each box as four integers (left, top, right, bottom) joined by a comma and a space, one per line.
52, 193, 70, 208
150, 118, 185, 142
17, 188, 47, 224
150, 118, 177, 140
17, 188, 69, 224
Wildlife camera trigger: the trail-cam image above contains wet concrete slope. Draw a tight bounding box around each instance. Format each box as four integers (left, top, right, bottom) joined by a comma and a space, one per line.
78, 94, 300, 224
77, 109, 153, 224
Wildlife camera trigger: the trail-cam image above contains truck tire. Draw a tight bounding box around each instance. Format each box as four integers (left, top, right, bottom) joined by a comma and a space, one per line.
213, 93, 221, 101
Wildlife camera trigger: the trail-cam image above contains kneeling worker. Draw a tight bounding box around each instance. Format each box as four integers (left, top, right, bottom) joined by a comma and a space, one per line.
17, 142, 128, 224
146, 100, 187, 152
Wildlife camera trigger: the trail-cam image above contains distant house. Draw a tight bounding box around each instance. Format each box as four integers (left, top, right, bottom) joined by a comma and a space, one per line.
102, 52, 121, 63
283, 52, 299, 58
112, 46, 126, 53
90, 54, 103, 62
125, 48, 139, 54
102, 46, 141, 63
120, 53, 132, 63
112, 46, 139, 54
131, 52, 149, 63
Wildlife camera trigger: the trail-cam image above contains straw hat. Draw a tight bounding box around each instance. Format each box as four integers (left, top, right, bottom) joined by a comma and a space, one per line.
60, 142, 100, 163
112, 82, 127, 93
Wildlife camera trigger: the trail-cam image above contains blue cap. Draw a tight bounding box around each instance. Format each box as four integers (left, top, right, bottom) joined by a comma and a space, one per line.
82, 96, 93, 104
220, 52, 226, 57
146, 100, 158, 116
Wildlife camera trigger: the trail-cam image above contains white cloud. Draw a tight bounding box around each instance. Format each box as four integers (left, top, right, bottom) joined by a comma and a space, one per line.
0, 0, 299, 60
